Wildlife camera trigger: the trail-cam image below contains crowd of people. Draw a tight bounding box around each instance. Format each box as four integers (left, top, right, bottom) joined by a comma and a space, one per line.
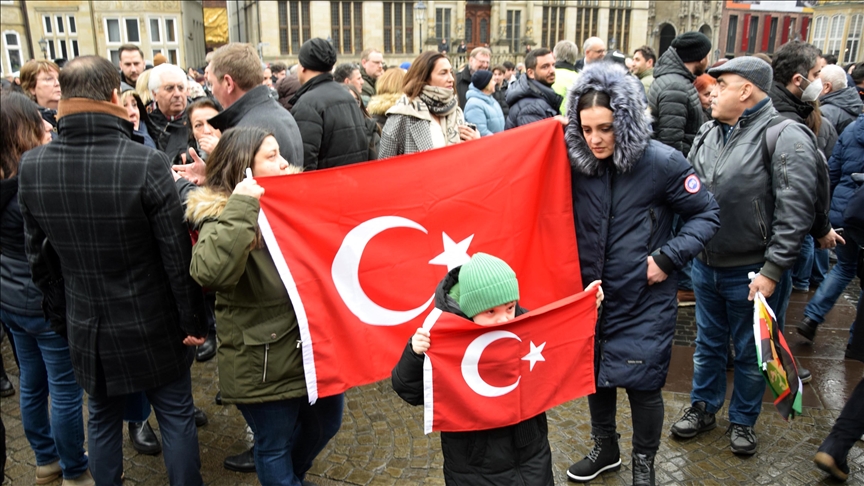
0, 30, 863, 486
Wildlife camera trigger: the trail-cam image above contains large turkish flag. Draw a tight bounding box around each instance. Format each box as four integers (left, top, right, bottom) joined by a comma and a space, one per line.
422, 290, 597, 433
255, 118, 582, 402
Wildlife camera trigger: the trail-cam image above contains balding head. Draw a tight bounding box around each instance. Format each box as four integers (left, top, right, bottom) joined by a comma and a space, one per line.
59, 56, 120, 101
582, 37, 607, 64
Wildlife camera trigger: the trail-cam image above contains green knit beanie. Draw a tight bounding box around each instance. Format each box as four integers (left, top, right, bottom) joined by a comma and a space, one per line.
458, 253, 520, 318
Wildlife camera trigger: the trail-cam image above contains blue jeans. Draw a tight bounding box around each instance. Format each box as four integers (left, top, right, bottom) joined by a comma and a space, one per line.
804, 237, 860, 325
0, 309, 88, 479
87, 365, 202, 486
238, 394, 344, 486
811, 248, 829, 287
690, 260, 785, 427
792, 235, 815, 290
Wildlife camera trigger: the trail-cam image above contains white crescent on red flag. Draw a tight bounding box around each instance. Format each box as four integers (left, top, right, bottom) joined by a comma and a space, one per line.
254, 118, 583, 402
422, 290, 597, 433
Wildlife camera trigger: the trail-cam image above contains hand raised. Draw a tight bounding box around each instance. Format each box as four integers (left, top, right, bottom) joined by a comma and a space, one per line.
233, 177, 264, 199
411, 328, 431, 355
172, 148, 207, 185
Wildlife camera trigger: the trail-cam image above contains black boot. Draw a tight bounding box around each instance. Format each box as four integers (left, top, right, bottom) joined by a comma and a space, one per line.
196, 332, 217, 362
128, 421, 162, 455
0, 372, 13, 398
632, 452, 656, 486
224, 446, 256, 473
566, 434, 621, 481
194, 407, 208, 427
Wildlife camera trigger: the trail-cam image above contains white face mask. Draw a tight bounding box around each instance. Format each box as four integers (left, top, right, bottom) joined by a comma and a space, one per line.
801, 76, 823, 102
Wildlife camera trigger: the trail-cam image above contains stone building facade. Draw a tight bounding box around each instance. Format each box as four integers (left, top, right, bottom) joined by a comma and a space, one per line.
808, 0, 863, 64
1, 0, 206, 76
646, 1, 723, 60
227, 1, 650, 65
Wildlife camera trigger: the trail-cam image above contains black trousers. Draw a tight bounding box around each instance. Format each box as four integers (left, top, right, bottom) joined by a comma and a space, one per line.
588, 387, 664, 456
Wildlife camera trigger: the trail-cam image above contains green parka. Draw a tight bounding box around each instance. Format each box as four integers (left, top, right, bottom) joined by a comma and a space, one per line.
187, 187, 306, 404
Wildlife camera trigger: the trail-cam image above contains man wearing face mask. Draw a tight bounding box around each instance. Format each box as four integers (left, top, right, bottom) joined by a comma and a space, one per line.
767, 42, 843, 365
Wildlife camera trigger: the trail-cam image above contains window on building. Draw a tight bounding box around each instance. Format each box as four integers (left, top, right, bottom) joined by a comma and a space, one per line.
845, 14, 862, 63
747, 16, 758, 53
767, 16, 778, 54
3, 31, 22, 74
812, 15, 828, 50
330, 1, 363, 54
125, 18, 140, 43
726, 15, 738, 55
506, 10, 521, 53
542, 5, 566, 49
574, 1, 600, 47
42, 14, 79, 60
149, 17, 179, 64
106, 18, 121, 44
826, 14, 846, 58
278, 1, 311, 55
436, 8, 451, 41
383, 1, 414, 54
608, 0, 631, 52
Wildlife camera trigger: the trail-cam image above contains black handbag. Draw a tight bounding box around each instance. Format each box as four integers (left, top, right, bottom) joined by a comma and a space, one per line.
40, 237, 67, 340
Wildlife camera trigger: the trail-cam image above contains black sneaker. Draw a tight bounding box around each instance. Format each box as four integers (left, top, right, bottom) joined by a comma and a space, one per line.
798, 365, 812, 384
670, 402, 716, 438
796, 317, 819, 343
631, 452, 655, 486
566, 434, 621, 482
728, 423, 757, 455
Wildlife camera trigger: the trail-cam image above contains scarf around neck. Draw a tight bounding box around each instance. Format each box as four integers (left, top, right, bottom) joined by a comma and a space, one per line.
419, 85, 457, 116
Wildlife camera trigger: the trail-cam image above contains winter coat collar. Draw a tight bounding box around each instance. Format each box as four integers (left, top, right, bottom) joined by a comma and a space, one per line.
209, 85, 275, 132
769, 81, 812, 122
466, 85, 495, 104
820, 86, 864, 117
653, 48, 694, 82
288, 72, 335, 107
386, 94, 434, 122
565, 62, 652, 177
185, 187, 231, 225
555, 60, 578, 72
636, 68, 654, 80
56, 98, 130, 122
507, 74, 563, 112
367, 92, 401, 116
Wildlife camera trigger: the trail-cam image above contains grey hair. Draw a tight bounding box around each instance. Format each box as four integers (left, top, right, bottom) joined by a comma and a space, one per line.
821, 64, 848, 90
582, 36, 604, 54
148, 63, 188, 94
554, 40, 580, 64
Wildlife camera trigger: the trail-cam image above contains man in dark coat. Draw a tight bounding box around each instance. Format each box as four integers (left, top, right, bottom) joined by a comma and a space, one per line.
360, 48, 384, 104
505, 48, 562, 129
647, 32, 711, 156
204, 43, 304, 167
145, 63, 192, 164
455, 47, 491, 109
291, 38, 369, 171
17, 56, 207, 485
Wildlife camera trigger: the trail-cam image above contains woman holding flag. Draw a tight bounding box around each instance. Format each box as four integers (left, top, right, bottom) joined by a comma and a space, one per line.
186, 126, 343, 486
563, 62, 720, 486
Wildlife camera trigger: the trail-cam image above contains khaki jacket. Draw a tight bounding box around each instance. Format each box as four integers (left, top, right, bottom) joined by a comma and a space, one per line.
187, 188, 306, 404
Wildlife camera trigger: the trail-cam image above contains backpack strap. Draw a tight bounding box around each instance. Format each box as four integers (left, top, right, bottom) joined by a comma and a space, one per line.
760, 117, 797, 175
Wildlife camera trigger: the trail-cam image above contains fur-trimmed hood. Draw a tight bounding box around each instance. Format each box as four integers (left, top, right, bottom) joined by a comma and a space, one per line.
185, 187, 231, 226
367, 92, 402, 116
565, 62, 652, 177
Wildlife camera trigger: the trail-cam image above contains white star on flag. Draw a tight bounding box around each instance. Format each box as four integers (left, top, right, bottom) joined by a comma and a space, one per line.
428, 233, 474, 271
522, 341, 546, 371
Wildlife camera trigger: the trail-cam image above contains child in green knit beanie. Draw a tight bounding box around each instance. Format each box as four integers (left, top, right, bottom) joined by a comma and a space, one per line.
391, 252, 603, 485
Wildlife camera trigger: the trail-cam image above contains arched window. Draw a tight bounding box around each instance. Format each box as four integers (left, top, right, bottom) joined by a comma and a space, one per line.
826, 14, 846, 57
812, 15, 828, 50
845, 14, 862, 63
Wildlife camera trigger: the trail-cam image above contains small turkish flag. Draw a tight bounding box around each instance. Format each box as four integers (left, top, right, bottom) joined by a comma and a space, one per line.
254, 119, 582, 402
422, 290, 597, 433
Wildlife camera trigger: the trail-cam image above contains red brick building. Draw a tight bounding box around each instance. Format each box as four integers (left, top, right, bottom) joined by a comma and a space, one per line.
718, 0, 815, 58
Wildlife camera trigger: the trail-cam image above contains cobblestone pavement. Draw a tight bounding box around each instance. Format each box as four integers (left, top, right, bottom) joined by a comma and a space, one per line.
2, 279, 862, 485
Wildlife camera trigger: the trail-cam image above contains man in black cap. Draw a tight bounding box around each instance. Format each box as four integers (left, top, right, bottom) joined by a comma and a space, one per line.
647, 31, 711, 157
647, 31, 712, 307
290, 38, 370, 170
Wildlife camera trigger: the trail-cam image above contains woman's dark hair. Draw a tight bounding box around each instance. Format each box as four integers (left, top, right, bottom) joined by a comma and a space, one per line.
1, 92, 45, 179
204, 126, 271, 196
403, 51, 448, 99
186, 98, 221, 144
575, 89, 612, 114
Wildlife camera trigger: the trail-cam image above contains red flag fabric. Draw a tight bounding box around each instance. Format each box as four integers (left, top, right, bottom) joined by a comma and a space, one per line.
255, 119, 582, 402
422, 290, 597, 433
